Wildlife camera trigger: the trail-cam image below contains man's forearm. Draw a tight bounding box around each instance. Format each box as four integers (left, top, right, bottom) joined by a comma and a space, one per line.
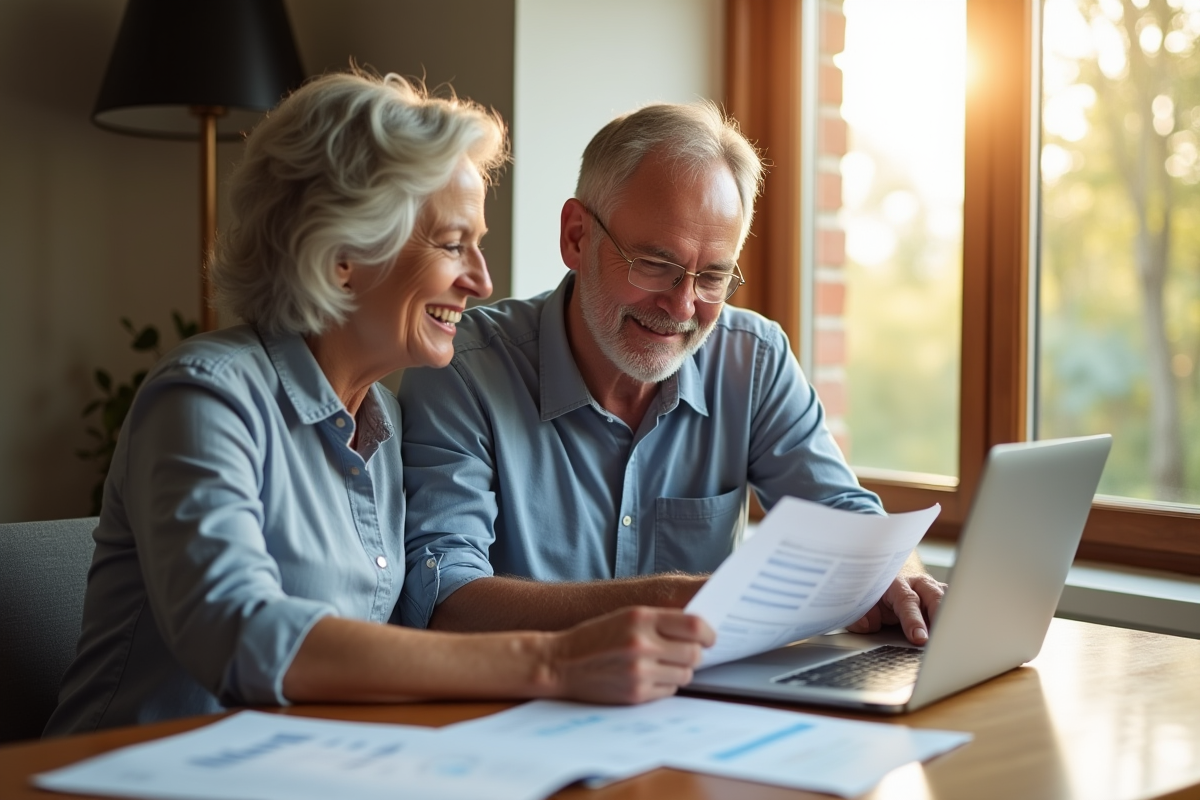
428, 574, 707, 632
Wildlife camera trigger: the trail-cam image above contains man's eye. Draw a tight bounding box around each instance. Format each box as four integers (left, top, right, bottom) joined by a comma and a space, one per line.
441, 244, 465, 255
634, 259, 677, 278
698, 272, 732, 290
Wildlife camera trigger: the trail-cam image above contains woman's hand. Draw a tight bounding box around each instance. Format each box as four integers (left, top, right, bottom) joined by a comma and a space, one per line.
543, 606, 715, 704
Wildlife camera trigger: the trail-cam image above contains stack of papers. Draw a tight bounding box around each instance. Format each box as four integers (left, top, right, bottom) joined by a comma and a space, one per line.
35, 699, 970, 800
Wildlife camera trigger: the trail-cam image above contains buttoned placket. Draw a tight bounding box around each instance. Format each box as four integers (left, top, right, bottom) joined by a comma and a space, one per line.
329, 411, 394, 622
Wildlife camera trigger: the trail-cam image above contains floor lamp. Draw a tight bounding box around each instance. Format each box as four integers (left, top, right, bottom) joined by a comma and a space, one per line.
92, 0, 305, 332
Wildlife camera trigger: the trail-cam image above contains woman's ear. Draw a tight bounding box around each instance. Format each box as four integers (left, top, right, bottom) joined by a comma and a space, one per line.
335, 262, 354, 293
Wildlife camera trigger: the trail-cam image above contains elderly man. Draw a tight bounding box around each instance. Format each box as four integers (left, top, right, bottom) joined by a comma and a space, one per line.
398, 102, 943, 645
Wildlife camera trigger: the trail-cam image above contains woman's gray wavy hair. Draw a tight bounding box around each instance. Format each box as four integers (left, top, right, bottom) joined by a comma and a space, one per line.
575, 101, 763, 252
212, 69, 507, 335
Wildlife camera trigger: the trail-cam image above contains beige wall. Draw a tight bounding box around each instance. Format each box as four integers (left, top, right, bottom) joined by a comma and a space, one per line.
512, 0, 724, 297
0, 0, 514, 522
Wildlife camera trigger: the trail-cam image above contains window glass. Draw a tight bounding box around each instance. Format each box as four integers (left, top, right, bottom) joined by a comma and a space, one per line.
1040, 0, 1200, 504
826, 0, 966, 478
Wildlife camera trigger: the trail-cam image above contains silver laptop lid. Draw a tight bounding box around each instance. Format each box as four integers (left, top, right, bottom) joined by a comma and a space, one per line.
907, 434, 1112, 710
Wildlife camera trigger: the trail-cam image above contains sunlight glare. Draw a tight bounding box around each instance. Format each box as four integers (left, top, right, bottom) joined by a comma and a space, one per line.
1140, 23, 1164, 55
1164, 29, 1192, 53
882, 190, 920, 225
1045, 0, 1094, 61
1042, 143, 1074, 184
1092, 16, 1129, 78
1099, 0, 1126, 21
840, 151, 876, 209
844, 216, 897, 269
1044, 84, 1096, 142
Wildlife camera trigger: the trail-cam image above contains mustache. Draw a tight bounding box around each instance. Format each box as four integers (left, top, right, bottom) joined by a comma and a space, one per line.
623, 308, 699, 335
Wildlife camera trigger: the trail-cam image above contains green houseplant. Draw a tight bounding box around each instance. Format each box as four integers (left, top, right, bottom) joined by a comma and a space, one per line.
78, 312, 198, 514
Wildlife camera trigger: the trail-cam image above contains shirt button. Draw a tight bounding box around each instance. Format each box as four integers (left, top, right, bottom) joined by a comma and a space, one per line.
425, 557, 437, 569
375, 555, 388, 569
350, 467, 360, 476
622, 515, 632, 526
335, 417, 346, 428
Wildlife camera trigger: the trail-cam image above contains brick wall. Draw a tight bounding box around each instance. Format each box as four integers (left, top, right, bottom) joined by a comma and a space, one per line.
813, 0, 850, 456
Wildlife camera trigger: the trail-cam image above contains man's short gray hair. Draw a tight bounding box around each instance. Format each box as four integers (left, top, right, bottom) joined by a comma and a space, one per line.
574, 101, 763, 250
212, 68, 507, 336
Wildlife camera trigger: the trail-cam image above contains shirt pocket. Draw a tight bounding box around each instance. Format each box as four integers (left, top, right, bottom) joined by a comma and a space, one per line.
654, 486, 747, 574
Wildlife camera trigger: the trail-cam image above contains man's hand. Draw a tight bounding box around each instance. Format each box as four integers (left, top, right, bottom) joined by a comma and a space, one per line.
846, 563, 947, 645
544, 606, 716, 704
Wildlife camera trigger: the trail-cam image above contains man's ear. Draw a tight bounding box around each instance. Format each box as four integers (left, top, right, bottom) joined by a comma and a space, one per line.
560, 198, 588, 272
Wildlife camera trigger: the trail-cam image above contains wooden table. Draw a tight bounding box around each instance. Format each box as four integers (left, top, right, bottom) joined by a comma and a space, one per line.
3, 618, 1199, 800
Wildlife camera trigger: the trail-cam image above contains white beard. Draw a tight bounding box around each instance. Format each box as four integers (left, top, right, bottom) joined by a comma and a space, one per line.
577, 245, 718, 383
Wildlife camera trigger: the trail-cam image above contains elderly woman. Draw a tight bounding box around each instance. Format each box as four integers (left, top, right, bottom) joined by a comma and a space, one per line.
45, 70, 713, 736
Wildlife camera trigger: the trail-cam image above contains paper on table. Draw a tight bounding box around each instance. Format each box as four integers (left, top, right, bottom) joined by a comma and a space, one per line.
687, 496, 941, 667
444, 696, 971, 798
668, 710, 971, 797
32, 711, 595, 800
443, 695, 801, 785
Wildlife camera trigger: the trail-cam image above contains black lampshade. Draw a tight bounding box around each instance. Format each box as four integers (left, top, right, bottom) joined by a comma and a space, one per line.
93, 0, 306, 141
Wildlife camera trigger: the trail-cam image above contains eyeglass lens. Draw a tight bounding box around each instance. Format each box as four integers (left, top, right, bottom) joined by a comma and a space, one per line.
628, 259, 739, 302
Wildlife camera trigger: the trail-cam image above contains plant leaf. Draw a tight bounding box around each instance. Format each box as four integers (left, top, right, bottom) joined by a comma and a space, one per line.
173, 311, 199, 340
82, 399, 101, 416
95, 369, 112, 392
132, 327, 159, 351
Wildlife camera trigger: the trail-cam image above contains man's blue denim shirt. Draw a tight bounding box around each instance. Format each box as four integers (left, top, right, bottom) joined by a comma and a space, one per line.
46, 325, 405, 736
398, 274, 881, 628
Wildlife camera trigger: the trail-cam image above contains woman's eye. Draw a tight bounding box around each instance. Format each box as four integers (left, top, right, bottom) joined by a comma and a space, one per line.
441, 244, 465, 255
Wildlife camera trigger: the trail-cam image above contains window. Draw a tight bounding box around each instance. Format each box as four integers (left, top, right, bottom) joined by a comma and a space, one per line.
726, 0, 1200, 575
1041, 0, 1200, 507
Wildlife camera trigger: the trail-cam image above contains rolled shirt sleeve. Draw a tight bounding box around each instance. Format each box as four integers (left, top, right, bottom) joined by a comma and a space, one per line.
400, 359, 502, 629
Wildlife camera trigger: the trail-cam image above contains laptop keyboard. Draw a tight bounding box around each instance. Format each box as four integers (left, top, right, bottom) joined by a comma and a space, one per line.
773, 645, 925, 692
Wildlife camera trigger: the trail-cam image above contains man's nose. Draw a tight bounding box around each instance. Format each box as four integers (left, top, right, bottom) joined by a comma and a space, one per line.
657, 273, 698, 321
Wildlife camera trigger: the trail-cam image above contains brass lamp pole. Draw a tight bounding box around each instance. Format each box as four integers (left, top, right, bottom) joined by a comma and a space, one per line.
194, 106, 225, 332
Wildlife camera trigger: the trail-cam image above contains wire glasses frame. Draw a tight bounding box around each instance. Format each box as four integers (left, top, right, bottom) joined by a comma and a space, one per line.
585, 208, 745, 303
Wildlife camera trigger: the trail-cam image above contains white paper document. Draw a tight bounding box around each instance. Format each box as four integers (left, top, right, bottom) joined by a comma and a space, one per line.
444, 696, 971, 797
668, 710, 970, 797
444, 695, 799, 785
33, 711, 594, 800
687, 496, 941, 667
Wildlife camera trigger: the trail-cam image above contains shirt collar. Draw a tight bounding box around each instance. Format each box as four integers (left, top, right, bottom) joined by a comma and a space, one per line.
539, 274, 594, 420
259, 327, 346, 425
538, 273, 710, 420
672, 349, 709, 417
259, 327, 396, 456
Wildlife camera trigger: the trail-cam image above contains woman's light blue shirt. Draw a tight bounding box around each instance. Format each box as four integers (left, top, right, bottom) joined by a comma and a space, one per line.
45, 325, 405, 736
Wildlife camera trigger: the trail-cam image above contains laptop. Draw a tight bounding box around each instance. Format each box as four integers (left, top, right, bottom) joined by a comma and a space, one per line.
686, 434, 1112, 714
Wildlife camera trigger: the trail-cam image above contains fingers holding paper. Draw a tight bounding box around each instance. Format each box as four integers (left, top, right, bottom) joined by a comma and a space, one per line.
548, 606, 716, 704
846, 555, 947, 646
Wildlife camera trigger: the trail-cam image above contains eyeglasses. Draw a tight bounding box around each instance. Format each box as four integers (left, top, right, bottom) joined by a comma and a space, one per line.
585, 208, 745, 304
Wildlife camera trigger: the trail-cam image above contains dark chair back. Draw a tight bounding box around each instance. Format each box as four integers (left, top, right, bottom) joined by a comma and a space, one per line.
0, 517, 96, 742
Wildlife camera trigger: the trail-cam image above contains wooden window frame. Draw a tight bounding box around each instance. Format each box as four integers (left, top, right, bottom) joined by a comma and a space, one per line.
725, 0, 1200, 576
